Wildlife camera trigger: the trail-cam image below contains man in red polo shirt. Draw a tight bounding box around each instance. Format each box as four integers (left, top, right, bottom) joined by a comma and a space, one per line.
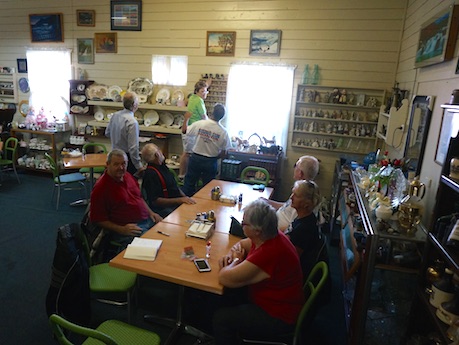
90, 149, 162, 250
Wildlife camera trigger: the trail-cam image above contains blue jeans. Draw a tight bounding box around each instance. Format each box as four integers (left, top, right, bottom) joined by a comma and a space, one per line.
182, 153, 218, 196
109, 217, 155, 249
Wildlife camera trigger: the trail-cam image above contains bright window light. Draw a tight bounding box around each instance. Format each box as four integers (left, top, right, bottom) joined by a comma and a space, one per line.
226, 63, 295, 149
152, 55, 188, 86
26, 49, 72, 122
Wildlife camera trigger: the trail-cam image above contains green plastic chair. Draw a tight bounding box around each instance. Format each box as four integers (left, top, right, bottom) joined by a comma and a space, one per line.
242, 261, 329, 345
45, 152, 87, 210
80, 142, 107, 175
0, 137, 20, 183
77, 221, 138, 324
240, 166, 270, 186
49, 314, 161, 345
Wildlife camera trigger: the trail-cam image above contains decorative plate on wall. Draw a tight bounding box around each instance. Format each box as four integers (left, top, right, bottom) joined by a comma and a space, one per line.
18, 77, 29, 93
127, 78, 153, 103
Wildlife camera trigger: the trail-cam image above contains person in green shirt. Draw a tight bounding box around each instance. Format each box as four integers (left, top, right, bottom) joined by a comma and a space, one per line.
179, 80, 209, 180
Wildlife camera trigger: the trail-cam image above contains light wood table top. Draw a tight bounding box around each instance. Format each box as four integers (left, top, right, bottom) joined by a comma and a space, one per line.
110, 221, 239, 295
192, 179, 274, 200
62, 153, 107, 169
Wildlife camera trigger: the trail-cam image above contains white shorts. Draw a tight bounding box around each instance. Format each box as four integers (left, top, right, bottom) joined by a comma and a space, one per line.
181, 133, 195, 153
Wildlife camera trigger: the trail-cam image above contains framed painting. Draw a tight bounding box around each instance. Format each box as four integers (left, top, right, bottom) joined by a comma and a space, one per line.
436, 105, 459, 165
29, 13, 64, 43
249, 30, 282, 56
415, 5, 459, 68
76, 10, 95, 27
206, 31, 236, 57
17, 58, 28, 73
94, 33, 117, 53
77, 38, 94, 64
110, 0, 142, 31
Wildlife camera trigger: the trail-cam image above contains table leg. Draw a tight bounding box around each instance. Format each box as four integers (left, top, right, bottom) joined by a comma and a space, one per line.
144, 285, 213, 345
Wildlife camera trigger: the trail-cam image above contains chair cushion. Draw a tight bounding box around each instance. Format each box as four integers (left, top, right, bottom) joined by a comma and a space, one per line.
84, 319, 160, 345
55, 172, 87, 184
79, 167, 106, 174
89, 263, 137, 292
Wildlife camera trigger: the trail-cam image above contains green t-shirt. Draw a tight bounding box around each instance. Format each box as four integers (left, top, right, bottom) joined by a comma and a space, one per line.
187, 94, 206, 124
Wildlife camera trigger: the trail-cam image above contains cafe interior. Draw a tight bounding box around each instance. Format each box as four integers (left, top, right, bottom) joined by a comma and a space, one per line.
3, 0, 459, 344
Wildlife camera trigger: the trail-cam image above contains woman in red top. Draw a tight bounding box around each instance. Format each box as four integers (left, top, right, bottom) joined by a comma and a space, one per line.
213, 199, 304, 344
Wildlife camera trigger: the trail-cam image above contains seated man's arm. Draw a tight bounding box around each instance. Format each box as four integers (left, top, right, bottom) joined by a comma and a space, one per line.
153, 195, 196, 207
143, 199, 163, 223
97, 220, 142, 237
261, 197, 284, 210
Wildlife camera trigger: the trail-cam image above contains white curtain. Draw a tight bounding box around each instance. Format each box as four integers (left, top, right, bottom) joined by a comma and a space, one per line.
151, 55, 188, 86
226, 63, 295, 149
26, 49, 72, 121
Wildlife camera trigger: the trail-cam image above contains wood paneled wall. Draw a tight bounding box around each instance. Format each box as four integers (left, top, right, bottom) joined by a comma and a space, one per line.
0, 0, 409, 200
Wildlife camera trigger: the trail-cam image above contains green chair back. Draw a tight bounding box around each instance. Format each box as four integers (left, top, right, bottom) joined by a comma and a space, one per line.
49, 314, 161, 345
240, 166, 270, 186
44, 152, 60, 181
0, 137, 20, 183
80, 143, 107, 174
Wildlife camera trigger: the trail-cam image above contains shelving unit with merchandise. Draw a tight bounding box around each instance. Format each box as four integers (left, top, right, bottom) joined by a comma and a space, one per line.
11, 128, 71, 173
0, 68, 18, 103
292, 85, 385, 155
376, 99, 409, 148
404, 104, 459, 344
202, 76, 227, 115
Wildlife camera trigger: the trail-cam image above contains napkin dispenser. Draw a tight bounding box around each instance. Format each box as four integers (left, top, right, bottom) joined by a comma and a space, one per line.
186, 220, 215, 240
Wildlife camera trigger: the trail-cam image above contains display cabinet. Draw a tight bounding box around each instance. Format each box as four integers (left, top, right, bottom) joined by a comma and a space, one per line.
204, 76, 227, 114
11, 128, 71, 173
292, 85, 385, 155
333, 166, 426, 345
69, 80, 94, 116
0, 69, 18, 103
404, 104, 459, 345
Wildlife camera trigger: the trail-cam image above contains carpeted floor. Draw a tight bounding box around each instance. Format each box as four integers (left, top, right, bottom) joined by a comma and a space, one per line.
0, 172, 347, 345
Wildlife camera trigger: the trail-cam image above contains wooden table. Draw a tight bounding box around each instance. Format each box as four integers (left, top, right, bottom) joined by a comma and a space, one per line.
162, 179, 274, 232
63, 153, 107, 205
63, 153, 107, 190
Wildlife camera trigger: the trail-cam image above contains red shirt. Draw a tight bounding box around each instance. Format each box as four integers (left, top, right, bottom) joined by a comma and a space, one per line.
246, 231, 304, 324
90, 172, 149, 225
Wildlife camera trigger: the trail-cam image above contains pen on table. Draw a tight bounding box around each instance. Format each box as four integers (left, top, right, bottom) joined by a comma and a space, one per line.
157, 230, 170, 237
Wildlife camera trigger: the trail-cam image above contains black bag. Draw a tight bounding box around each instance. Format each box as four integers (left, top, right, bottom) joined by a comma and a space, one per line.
229, 216, 246, 238
45, 223, 91, 326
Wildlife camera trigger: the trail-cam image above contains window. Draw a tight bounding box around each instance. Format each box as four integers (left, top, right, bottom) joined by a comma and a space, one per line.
225, 63, 295, 149
26, 49, 72, 122
151, 55, 188, 86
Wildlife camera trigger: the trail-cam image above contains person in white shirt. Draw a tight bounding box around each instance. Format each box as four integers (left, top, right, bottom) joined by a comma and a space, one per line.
181, 103, 231, 196
105, 92, 142, 176
264, 155, 319, 231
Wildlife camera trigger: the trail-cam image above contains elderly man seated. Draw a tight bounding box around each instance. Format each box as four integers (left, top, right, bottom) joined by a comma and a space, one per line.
141, 143, 196, 218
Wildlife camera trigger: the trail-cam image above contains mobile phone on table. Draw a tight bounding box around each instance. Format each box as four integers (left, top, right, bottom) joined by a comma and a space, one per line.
194, 258, 211, 272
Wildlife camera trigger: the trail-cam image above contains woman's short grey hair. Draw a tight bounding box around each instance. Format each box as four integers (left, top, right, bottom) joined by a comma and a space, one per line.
243, 199, 278, 240
294, 180, 320, 208
297, 155, 319, 180
107, 149, 128, 163
141, 143, 159, 163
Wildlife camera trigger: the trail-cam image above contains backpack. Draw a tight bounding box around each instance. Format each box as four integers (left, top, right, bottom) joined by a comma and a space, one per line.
45, 223, 91, 326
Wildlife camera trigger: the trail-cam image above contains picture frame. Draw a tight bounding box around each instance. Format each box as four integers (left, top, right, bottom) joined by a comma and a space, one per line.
17, 58, 28, 73
110, 0, 142, 31
76, 10, 95, 27
77, 38, 95, 64
29, 13, 64, 43
415, 5, 459, 68
94, 33, 117, 54
249, 30, 282, 56
206, 31, 236, 57
435, 106, 459, 165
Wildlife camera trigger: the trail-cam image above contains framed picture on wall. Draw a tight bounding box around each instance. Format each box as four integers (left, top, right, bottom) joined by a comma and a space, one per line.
206, 31, 236, 57
249, 30, 282, 56
110, 0, 142, 31
94, 33, 117, 53
29, 13, 64, 42
415, 5, 459, 68
77, 38, 94, 64
76, 10, 95, 27
17, 59, 28, 73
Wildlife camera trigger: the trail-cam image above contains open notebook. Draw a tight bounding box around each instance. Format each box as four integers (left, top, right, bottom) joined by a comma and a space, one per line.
123, 237, 162, 261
